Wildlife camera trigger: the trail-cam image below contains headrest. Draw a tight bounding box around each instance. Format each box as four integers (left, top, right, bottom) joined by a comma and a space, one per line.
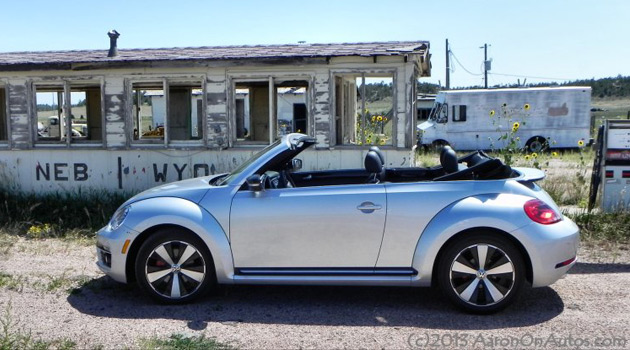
440, 146, 459, 174
365, 150, 383, 174
369, 146, 385, 164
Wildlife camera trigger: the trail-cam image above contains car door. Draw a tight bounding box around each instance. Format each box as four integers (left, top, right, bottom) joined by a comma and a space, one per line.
230, 183, 386, 269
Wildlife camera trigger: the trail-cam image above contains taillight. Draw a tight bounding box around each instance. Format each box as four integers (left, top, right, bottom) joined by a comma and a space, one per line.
523, 199, 562, 225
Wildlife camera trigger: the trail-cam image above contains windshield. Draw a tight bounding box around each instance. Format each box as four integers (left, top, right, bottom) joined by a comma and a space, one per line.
215, 140, 282, 186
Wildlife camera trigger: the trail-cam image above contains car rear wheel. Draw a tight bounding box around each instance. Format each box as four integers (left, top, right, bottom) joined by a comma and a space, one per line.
135, 228, 215, 303
526, 137, 548, 153
437, 232, 525, 314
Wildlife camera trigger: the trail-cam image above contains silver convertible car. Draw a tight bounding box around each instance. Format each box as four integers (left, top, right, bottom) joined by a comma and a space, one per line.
97, 133, 579, 313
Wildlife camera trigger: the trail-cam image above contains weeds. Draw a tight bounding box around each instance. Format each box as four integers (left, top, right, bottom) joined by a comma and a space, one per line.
139, 334, 233, 350
0, 301, 76, 350
567, 211, 630, 243
0, 273, 24, 292
0, 189, 127, 238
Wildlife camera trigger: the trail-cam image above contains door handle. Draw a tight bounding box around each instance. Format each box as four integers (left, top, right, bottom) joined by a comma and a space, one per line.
357, 202, 382, 212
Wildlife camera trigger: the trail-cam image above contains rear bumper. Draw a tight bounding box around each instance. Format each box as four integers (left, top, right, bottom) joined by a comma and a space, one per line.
511, 217, 580, 287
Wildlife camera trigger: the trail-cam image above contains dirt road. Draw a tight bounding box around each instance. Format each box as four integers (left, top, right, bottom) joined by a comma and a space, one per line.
0, 237, 628, 349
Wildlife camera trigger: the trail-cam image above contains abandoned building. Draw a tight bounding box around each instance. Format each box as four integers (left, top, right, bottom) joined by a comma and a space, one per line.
0, 35, 431, 192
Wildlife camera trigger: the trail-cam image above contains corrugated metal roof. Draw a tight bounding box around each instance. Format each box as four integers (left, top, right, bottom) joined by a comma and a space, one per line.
0, 41, 428, 68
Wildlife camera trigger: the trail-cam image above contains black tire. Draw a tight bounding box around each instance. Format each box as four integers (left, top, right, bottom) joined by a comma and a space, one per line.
525, 137, 548, 153
135, 228, 216, 303
437, 232, 525, 314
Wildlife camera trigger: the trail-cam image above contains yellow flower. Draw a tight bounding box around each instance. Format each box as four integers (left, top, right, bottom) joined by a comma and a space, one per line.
524, 155, 531, 161
512, 122, 520, 133
366, 138, 372, 144
371, 116, 376, 122
489, 110, 495, 117
383, 117, 388, 122
531, 152, 538, 158
379, 139, 386, 145
552, 151, 558, 157
578, 140, 585, 147
377, 116, 383, 122
524, 103, 531, 111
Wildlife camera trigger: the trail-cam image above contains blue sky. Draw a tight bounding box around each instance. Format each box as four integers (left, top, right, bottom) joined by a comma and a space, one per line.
2, 0, 628, 87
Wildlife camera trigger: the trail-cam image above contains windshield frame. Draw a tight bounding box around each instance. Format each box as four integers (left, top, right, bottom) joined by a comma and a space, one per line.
215, 139, 283, 186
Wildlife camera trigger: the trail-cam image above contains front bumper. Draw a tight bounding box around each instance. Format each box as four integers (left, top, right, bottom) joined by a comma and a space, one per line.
96, 224, 139, 283
511, 216, 580, 287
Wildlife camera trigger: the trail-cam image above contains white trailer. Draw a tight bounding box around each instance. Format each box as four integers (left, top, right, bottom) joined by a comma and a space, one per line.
417, 87, 592, 151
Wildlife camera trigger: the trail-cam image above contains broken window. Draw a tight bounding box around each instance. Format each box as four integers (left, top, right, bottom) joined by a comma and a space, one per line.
234, 81, 270, 143
132, 82, 165, 142
334, 73, 394, 146
69, 84, 102, 142
276, 81, 308, 137
35, 84, 66, 143
34, 82, 102, 144
132, 80, 204, 143
0, 87, 6, 141
168, 81, 203, 141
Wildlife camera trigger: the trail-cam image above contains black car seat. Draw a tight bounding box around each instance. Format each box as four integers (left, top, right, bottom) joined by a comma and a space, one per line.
440, 146, 459, 174
365, 150, 386, 183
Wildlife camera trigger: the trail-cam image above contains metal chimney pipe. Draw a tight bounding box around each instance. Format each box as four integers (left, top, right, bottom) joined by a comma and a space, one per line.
107, 30, 120, 57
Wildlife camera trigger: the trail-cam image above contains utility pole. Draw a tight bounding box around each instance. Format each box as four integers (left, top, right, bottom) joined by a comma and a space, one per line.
445, 39, 450, 90
480, 43, 491, 89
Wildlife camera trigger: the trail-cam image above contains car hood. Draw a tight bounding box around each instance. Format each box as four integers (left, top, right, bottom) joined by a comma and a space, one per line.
417, 120, 434, 131
122, 173, 228, 206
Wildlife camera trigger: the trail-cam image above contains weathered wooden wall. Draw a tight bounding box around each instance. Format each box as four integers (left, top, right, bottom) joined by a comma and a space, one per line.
0, 55, 424, 193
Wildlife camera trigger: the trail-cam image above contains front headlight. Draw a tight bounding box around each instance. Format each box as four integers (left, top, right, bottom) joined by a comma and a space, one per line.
108, 205, 130, 231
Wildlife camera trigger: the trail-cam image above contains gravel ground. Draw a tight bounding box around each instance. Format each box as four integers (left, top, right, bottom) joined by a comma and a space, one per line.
0, 236, 629, 349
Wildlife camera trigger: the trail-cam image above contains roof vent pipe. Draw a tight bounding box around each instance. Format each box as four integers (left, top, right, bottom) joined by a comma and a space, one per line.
107, 30, 120, 57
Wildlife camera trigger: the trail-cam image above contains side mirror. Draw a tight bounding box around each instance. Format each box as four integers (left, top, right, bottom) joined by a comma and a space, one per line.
290, 158, 303, 172
246, 174, 263, 192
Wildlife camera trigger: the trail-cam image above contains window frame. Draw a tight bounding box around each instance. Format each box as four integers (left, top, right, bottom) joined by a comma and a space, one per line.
452, 105, 467, 122
31, 77, 105, 148
228, 73, 313, 147
127, 76, 207, 148
0, 81, 9, 146
330, 69, 398, 147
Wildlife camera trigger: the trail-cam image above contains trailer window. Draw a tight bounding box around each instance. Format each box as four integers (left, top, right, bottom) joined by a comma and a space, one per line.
234, 81, 270, 144
168, 81, 203, 141
334, 73, 394, 146
0, 87, 6, 141
69, 84, 102, 142
35, 84, 66, 143
276, 81, 309, 137
132, 82, 165, 142
452, 105, 467, 122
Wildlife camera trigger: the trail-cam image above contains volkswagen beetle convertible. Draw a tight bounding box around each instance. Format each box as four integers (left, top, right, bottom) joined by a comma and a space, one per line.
97, 133, 578, 313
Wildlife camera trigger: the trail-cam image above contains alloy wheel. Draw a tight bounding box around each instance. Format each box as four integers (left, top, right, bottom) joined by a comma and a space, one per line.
449, 244, 515, 307
144, 240, 206, 299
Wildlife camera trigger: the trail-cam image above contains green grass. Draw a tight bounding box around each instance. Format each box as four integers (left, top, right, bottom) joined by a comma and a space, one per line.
139, 334, 233, 350
0, 188, 127, 238
567, 211, 630, 243
0, 273, 23, 292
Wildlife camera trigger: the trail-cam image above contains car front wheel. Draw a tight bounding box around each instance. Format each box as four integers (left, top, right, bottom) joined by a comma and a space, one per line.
135, 228, 215, 303
437, 232, 525, 314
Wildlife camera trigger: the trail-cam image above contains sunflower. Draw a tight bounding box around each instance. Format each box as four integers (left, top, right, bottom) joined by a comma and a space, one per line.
377, 116, 383, 122
489, 110, 495, 117
524, 103, 531, 111
366, 138, 372, 144
512, 122, 520, 132
371, 116, 376, 122
552, 151, 558, 157
524, 155, 531, 161
531, 152, 538, 158
578, 140, 585, 147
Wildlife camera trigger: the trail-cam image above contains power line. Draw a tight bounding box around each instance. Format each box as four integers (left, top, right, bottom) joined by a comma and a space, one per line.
449, 50, 483, 76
